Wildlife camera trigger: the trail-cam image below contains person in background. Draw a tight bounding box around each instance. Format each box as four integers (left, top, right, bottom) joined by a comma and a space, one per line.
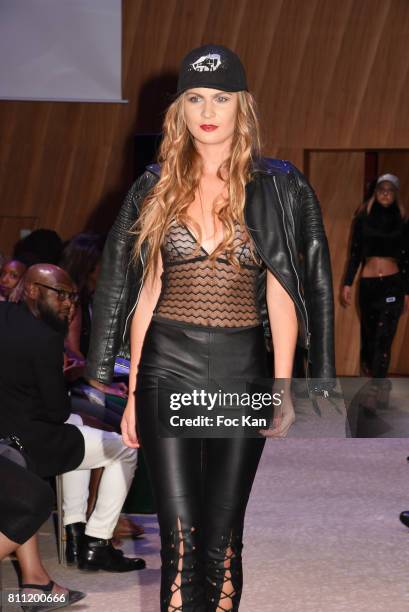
60, 233, 144, 538
60, 233, 105, 359
0, 258, 27, 301
60, 234, 129, 424
342, 173, 408, 372
3, 227, 63, 302
0, 448, 86, 612
0, 264, 145, 572
341, 173, 408, 411
13, 229, 63, 266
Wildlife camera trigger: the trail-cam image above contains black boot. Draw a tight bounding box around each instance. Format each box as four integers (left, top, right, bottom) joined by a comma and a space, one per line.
78, 535, 146, 572
65, 522, 86, 566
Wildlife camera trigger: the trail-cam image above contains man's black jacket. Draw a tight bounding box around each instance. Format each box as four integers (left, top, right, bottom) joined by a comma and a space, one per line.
0, 302, 84, 477
86, 158, 335, 389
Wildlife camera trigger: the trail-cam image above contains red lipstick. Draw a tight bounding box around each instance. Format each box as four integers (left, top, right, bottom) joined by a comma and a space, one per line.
200, 124, 218, 132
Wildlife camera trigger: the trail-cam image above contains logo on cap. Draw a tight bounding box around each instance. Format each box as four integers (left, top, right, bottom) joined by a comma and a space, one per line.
191, 53, 222, 72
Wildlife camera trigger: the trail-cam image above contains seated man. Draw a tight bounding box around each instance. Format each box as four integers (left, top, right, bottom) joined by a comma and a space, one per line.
0, 264, 145, 572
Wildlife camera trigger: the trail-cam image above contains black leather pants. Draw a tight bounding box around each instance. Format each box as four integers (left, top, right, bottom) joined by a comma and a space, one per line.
359, 273, 404, 377
136, 318, 269, 611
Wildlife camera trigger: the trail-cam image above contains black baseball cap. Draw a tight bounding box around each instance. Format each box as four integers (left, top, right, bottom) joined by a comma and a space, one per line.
177, 44, 248, 95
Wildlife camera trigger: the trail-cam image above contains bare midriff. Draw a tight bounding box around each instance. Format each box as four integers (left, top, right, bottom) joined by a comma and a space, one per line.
361, 256, 399, 278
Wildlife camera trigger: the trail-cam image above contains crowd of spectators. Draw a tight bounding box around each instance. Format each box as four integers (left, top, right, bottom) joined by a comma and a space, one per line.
0, 228, 146, 609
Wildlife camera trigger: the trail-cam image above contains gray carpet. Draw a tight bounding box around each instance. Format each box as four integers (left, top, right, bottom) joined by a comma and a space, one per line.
2, 438, 409, 611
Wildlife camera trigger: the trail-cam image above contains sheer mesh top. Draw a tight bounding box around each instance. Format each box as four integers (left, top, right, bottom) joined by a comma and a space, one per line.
153, 222, 263, 328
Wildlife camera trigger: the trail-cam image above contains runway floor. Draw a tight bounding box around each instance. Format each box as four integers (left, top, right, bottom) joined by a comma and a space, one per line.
2, 436, 409, 611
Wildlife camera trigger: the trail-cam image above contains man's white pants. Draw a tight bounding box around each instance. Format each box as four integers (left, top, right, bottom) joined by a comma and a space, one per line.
62, 414, 137, 539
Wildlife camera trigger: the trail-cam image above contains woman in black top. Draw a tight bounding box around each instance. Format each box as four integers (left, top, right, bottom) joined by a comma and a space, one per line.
124, 45, 300, 612
342, 173, 408, 378
126, 45, 300, 612
88, 44, 335, 611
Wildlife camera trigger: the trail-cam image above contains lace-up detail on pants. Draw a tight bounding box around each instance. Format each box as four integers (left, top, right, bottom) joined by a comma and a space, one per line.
205, 532, 243, 611
161, 519, 205, 612
161, 521, 243, 612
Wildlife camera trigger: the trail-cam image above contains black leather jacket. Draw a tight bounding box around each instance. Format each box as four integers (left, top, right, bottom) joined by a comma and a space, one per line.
86, 158, 335, 388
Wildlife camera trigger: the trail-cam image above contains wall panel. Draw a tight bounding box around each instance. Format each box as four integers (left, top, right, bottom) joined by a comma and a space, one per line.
1, 0, 409, 247
309, 151, 365, 376
0, 0, 408, 372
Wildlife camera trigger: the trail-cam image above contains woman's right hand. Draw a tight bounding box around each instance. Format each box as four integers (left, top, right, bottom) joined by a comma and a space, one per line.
121, 399, 140, 448
259, 388, 295, 438
341, 285, 352, 307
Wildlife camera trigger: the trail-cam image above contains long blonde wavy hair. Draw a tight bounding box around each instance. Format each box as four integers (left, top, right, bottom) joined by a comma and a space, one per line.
132, 90, 261, 281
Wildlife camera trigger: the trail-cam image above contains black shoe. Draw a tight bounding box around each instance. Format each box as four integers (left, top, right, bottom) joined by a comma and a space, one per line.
78, 535, 146, 572
65, 522, 86, 566
399, 511, 409, 528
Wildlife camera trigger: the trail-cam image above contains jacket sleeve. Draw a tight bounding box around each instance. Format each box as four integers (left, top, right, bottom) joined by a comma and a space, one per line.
86, 172, 154, 384
343, 215, 363, 286
291, 165, 336, 384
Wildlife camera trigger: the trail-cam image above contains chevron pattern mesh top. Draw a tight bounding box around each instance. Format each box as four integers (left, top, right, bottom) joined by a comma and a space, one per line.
153, 222, 264, 327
